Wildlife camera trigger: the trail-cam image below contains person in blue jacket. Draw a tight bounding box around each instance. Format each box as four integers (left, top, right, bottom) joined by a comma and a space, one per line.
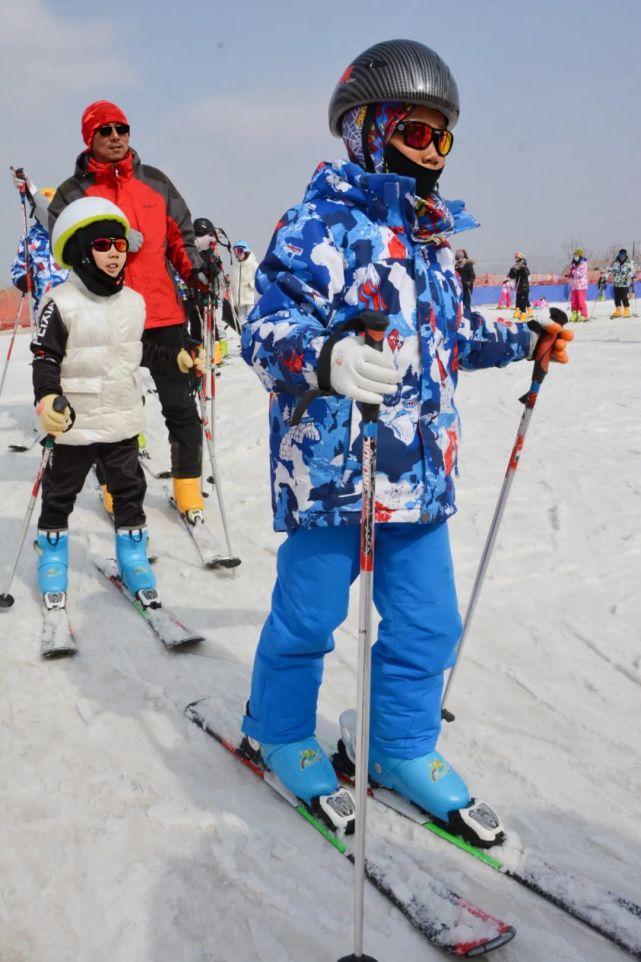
239, 39, 572, 843
11, 187, 68, 316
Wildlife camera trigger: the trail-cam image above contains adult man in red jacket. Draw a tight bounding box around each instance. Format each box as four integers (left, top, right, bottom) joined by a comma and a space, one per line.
48, 100, 207, 519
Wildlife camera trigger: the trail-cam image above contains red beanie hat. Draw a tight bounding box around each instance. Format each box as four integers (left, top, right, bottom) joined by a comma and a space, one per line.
81, 100, 129, 147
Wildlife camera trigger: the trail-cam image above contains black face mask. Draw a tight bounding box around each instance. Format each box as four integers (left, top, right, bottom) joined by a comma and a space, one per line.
74, 257, 125, 297
384, 143, 444, 198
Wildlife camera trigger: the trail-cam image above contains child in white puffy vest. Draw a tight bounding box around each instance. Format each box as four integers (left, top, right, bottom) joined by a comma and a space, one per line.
32, 196, 203, 605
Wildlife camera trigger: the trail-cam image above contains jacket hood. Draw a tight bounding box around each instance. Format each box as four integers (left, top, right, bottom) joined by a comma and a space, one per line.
304, 159, 478, 240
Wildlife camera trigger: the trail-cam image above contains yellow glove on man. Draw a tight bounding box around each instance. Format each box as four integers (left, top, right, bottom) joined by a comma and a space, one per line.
35, 394, 71, 435
177, 347, 207, 376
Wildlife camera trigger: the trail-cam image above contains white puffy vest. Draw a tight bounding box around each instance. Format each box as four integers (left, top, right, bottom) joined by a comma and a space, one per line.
43, 272, 146, 446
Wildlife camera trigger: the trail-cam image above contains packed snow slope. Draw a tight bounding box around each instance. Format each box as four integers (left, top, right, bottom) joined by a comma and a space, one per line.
0, 301, 639, 962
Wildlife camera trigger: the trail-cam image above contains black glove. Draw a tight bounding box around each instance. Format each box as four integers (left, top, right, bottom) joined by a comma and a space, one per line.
189, 270, 212, 294
549, 307, 568, 325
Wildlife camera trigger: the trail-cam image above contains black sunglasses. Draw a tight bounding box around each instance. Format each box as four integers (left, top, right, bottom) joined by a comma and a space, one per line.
96, 123, 130, 138
394, 121, 454, 157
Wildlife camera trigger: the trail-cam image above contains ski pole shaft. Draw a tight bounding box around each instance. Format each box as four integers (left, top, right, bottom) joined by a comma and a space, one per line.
11, 169, 36, 338
341, 310, 388, 962
196, 381, 237, 561
0, 293, 26, 400
441, 323, 563, 720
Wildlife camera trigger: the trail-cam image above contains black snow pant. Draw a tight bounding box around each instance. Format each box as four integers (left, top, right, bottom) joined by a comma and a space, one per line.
462, 284, 473, 315
39, 437, 146, 531
516, 290, 530, 312
614, 286, 630, 309
142, 324, 203, 478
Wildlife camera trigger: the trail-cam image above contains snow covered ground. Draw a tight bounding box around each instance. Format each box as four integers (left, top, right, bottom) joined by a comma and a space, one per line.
0, 300, 639, 962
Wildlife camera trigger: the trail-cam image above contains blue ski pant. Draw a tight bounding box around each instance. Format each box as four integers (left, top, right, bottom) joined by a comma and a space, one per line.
242, 522, 462, 759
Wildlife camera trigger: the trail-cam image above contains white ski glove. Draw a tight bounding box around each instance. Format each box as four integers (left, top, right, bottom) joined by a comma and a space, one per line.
11, 167, 36, 194
128, 229, 144, 252
329, 335, 400, 405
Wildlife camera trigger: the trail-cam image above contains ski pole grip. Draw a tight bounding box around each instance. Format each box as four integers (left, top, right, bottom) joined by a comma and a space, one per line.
359, 310, 389, 423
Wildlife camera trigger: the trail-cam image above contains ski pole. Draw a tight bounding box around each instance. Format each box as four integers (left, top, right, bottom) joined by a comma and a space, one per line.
0, 293, 26, 401
195, 377, 240, 567
338, 309, 388, 962
0, 397, 72, 610
10, 167, 36, 338
441, 313, 568, 722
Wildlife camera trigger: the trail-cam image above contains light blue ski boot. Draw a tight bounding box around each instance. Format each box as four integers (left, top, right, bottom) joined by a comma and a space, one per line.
251, 736, 355, 834
35, 529, 69, 595
368, 745, 505, 848
115, 527, 157, 602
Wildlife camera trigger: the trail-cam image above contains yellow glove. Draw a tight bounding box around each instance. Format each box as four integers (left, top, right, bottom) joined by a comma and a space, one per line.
177, 347, 207, 375
35, 394, 71, 435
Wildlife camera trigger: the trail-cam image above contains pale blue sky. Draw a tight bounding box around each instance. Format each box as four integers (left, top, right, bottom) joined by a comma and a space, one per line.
2, 0, 640, 281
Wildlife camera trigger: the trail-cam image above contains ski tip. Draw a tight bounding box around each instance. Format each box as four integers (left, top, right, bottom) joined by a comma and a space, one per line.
8, 444, 28, 452
206, 556, 241, 569
0, 592, 16, 609
463, 924, 517, 956
42, 645, 78, 659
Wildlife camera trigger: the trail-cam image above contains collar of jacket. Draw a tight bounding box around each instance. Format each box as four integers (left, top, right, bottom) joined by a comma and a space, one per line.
67, 266, 122, 302
76, 148, 138, 184
305, 160, 465, 243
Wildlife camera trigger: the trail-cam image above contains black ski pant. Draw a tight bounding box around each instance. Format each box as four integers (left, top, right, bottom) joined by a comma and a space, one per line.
614, 286, 630, 309
39, 437, 146, 531
462, 284, 473, 315
142, 324, 203, 478
516, 291, 530, 312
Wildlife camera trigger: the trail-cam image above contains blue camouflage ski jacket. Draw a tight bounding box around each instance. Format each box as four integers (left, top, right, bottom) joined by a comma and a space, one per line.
11, 223, 68, 316
242, 160, 533, 532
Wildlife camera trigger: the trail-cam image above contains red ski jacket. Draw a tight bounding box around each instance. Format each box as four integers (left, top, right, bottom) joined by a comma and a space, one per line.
48, 149, 201, 330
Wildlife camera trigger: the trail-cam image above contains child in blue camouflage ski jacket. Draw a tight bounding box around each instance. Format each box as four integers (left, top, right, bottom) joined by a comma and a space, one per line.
242, 158, 533, 532
11, 222, 68, 317
238, 41, 572, 831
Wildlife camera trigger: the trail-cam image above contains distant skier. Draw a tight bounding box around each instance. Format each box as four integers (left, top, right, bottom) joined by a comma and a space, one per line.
565, 248, 589, 322
607, 249, 636, 318
32, 197, 204, 607
497, 276, 513, 310
454, 249, 475, 315
238, 39, 573, 842
596, 271, 607, 302
9, 179, 68, 316
508, 252, 531, 319
232, 240, 259, 326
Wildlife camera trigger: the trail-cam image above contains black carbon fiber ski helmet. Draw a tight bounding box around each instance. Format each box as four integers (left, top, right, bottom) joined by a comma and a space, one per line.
193, 217, 215, 237
328, 39, 460, 136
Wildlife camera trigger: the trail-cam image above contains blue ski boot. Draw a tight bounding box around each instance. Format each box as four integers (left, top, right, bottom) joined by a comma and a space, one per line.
368, 746, 505, 848
35, 529, 69, 595
335, 710, 504, 848
115, 527, 157, 605
245, 736, 355, 834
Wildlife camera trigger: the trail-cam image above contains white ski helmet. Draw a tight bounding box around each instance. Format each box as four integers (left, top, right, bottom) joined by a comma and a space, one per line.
52, 196, 130, 268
